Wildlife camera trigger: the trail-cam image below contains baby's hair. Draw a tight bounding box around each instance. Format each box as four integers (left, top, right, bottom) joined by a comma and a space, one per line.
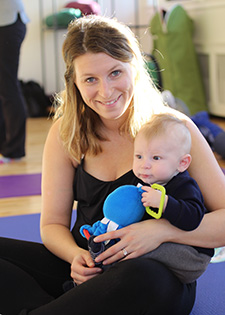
136, 113, 192, 154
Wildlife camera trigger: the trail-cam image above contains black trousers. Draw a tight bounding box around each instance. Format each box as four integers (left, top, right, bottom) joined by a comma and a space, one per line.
0, 15, 27, 158
0, 237, 196, 315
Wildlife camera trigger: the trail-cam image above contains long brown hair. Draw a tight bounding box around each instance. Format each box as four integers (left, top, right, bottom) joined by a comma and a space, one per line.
54, 15, 165, 162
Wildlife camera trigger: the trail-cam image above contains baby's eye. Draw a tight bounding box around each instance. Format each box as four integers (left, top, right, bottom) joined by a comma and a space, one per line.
153, 156, 161, 160
135, 154, 142, 160
111, 70, 121, 77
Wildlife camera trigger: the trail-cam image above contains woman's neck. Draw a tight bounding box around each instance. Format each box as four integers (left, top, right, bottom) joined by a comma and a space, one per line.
100, 109, 130, 134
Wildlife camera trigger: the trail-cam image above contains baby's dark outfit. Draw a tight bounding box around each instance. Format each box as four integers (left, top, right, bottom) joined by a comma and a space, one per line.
143, 171, 213, 283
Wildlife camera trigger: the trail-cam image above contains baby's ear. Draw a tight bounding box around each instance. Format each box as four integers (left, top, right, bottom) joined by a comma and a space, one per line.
177, 154, 192, 172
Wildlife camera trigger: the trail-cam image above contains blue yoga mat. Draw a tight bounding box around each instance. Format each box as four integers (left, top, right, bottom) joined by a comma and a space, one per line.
190, 261, 225, 314
0, 213, 42, 242
0, 211, 77, 243
0, 212, 224, 314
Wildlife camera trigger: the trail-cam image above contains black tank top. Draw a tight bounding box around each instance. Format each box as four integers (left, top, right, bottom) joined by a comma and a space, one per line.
72, 159, 140, 249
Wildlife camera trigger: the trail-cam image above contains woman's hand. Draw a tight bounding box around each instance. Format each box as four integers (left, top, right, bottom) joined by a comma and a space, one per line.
94, 218, 173, 265
70, 248, 102, 285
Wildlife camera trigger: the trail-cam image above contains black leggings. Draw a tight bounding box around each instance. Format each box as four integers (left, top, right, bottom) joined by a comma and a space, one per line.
0, 15, 27, 158
0, 237, 196, 315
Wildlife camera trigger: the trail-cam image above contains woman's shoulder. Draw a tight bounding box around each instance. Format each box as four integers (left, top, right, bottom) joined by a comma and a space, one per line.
45, 118, 62, 150
44, 117, 79, 169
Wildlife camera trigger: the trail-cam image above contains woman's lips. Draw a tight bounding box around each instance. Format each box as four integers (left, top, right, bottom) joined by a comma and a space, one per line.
99, 95, 121, 106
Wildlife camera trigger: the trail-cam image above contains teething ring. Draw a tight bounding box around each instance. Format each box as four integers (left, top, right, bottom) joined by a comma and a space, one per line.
145, 184, 166, 219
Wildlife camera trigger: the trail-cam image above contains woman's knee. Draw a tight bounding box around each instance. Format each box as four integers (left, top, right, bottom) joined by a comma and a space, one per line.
109, 257, 169, 289
104, 257, 192, 315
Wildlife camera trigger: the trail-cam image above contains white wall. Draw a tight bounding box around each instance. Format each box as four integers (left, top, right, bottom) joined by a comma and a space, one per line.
98, 0, 156, 52
19, 0, 42, 88
19, 0, 72, 94
19, 0, 156, 95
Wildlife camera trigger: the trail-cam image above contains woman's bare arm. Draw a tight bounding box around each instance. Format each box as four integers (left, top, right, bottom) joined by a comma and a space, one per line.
168, 209, 225, 249
41, 119, 102, 284
40, 119, 81, 264
187, 119, 225, 210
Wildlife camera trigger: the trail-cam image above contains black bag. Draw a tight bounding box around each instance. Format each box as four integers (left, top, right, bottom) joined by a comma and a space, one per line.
20, 80, 52, 117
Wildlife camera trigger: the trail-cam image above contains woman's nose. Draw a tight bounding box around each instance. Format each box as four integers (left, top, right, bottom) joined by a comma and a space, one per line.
98, 79, 113, 98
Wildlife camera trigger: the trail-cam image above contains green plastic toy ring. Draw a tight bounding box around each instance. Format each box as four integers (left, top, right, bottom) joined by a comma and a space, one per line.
145, 184, 166, 219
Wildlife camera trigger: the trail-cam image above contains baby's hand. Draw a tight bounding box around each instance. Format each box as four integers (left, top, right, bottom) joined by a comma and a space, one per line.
141, 186, 163, 209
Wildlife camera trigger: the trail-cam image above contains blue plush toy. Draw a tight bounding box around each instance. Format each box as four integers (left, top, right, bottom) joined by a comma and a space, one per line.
80, 184, 145, 239
80, 183, 166, 269
80, 185, 146, 269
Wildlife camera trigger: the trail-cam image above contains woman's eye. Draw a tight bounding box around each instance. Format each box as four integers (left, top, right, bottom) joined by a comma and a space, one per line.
86, 77, 96, 83
153, 156, 160, 160
111, 70, 121, 77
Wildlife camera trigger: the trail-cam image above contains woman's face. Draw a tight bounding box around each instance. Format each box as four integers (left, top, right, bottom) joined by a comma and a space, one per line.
74, 52, 135, 124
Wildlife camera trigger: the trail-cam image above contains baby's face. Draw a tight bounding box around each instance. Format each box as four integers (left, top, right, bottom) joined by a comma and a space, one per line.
133, 133, 183, 185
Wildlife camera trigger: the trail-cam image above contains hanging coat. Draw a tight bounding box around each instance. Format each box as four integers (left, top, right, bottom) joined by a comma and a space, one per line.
150, 5, 207, 115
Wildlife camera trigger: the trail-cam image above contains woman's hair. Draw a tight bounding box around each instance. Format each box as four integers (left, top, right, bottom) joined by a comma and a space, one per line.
54, 15, 165, 162
137, 113, 192, 155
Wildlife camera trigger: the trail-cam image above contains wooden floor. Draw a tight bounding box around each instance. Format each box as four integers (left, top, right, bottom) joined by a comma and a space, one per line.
0, 115, 225, 218
0, 117, 53, 217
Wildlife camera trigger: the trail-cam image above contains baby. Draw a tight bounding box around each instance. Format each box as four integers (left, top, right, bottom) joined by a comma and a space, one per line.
132, 113, 213, 283
81, 113, 213, 284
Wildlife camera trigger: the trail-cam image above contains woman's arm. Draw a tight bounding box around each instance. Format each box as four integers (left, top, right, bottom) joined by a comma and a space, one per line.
171, 119, 225, 248
160, 119, 225, 248
187, 119, 225, 211
94, 210, 225, 266
40, 119, 101, 284
41, 119, 79, 263
168, 209, 225, 249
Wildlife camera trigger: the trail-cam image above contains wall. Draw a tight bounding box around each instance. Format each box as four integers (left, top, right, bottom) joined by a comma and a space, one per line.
19, 0, 74, 94
19, 0, 156, 95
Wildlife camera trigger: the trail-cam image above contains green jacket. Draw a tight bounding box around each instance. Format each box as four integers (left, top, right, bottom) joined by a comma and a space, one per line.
150, 5, 207, 114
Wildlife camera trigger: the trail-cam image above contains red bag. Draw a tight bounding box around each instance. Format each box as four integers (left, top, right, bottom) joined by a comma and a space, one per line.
65, 1, 101, 15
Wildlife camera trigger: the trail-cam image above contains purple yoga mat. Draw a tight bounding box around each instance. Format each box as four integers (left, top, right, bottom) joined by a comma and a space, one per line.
0, 173, 41, 198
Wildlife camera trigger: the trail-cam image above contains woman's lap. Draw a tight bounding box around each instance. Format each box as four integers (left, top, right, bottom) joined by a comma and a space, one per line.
0, 237, 71, 297
0, 237, 196, 315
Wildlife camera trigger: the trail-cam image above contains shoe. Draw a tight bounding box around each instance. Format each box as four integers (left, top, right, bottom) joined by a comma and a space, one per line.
211, 247, 225, 263
0, 154, 22, 164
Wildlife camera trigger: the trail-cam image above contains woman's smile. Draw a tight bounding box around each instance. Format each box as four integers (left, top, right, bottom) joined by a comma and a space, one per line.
74, 52, 134, 121
97, 94, 122, 106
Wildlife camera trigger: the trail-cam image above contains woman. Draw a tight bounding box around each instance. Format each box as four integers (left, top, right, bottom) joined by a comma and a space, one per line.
1, 15, 225, 315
